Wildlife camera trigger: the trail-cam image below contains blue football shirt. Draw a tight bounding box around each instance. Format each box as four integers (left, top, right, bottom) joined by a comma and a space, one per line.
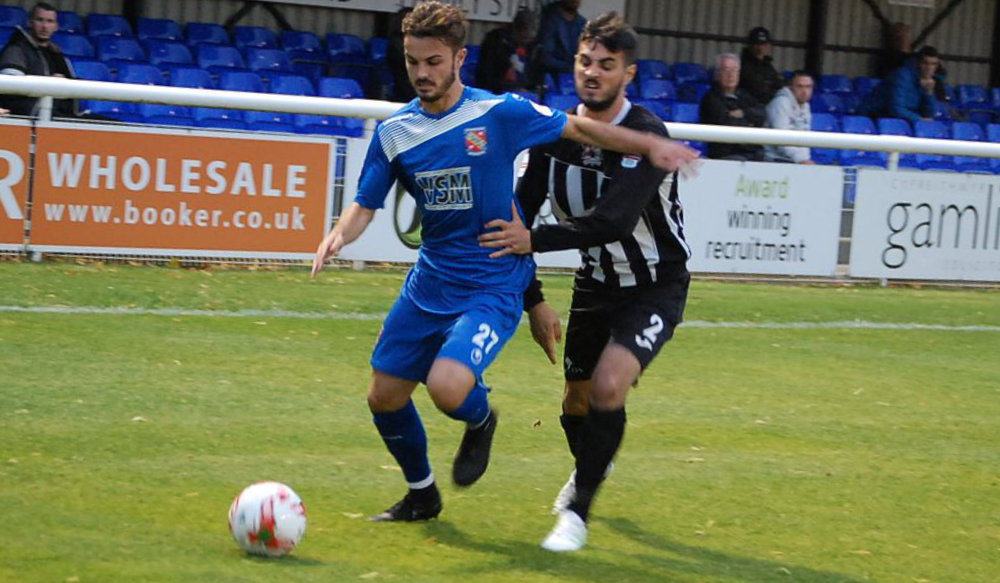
356, 87, 568, 297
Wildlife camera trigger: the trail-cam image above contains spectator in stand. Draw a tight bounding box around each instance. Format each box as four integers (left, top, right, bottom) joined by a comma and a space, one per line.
475, 9, 543, 94
739, 26, 784, 105
700, 53, 766, 161
0, 2, 76, 117
764, 70, 814, 164
865, 45, 940, 124
876, 21, 912, 78
537, 0, 586, 81
386, 7, 416, 102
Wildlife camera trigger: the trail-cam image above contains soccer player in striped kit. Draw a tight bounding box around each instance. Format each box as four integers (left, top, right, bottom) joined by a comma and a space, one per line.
480, 12, 694, 551
313, 2, 698, 523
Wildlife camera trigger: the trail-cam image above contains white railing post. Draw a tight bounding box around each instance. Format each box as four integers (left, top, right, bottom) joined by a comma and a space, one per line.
37, 95, 53, 122
887, 151, 900, 170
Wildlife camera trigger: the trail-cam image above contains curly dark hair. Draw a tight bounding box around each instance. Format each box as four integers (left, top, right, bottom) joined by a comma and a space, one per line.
579, 12, 638, 65
402, 1, 467, 52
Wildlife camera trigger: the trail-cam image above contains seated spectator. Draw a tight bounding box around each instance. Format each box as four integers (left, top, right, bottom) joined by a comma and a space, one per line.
537, 0, 585, 80
739, 26, 784, 104
764, 70, 814, 164
475, 9, 542, 94
0, 2, 80, 117
876, 21, 912, 78
700, 53, 766, 161
864, 45, 940, 124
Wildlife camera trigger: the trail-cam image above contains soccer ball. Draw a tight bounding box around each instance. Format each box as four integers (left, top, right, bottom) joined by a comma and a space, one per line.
228, 481, 307, 557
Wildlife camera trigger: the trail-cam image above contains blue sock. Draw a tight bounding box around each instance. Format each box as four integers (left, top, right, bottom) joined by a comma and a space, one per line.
372, 400, 433, 489
444, 381, 491, 427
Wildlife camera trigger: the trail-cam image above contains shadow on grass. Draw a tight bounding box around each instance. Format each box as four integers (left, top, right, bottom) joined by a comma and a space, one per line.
423, 517, 875, 583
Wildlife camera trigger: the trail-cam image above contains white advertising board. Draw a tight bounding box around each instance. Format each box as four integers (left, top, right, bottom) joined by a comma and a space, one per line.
682, 160, 843, 276
849, 169, 1000, 282
264, 0, 625, 22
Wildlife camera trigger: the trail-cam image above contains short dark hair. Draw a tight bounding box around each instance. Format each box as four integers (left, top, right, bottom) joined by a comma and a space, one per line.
579, 12, 638, 65
790, 70, 813, 81
31, 2, 57, 17
917, 45, 940, 59
402, 1, 467, 52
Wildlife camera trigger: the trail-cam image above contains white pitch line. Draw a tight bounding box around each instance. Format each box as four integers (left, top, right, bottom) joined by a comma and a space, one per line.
1, 305, 999, 332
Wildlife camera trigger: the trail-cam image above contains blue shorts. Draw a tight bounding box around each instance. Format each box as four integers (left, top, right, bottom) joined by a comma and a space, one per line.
370, 271, 523, 384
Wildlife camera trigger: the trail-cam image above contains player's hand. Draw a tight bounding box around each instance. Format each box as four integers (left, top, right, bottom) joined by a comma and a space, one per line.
311, 230, 345, 277
528, 301, 562, 365
648, 138, 702, 179
479, 201, 532, 258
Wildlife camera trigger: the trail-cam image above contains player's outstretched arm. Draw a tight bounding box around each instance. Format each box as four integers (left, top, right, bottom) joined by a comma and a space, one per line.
311, 202, 375, 277
561, 114, 701, 175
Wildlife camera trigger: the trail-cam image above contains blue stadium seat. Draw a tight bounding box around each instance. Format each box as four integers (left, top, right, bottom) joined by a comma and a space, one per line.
294, 113, 343, 136
368, 37, 388, 65
672, 62, 709, 84
244, 110, 294, 132
638, 78, 676, 101
318, 77, 363, 99
0, 27, 14, 48
291, 61, 326, 84
193, 107, 246, 130
57, 10, 83, 34
97, 36, 145, 62
87, 13, 133, 38
268, 73, 315, 96
956, 84, 989, 111
71, 59, 112, 82
951, 121, 992, 173
144, 40, 193, 68
117, 63, 164, 85
986, 123, 1000, 172
671, 102, 700, 123
853, 76, 881, 98
168, 66, 215, 89
325, 33, 366, 62
811, 92, 845, 115
244, 48, 294, 72
219, 70, 265, 93
0, 6, 26, 28
139, 103, 194, 126
810, 112, 841, 165
327, 62, 371, 91
80, 99, 140, 122
546, 93, 580, 112
52, 32, 94, 58
185, 22, 229, 46
820, 74, 852, 94
233, 26, 278, 50
877, 117, 920, 170
197, 45, 246, 74
137, 18, 183, 41
636, 58, 671, 82
913, 119, 956, 171
634, 99, 670, 122
553, 72, 574, 95
676, 81, 710, 104
281, 30, 324, 61
464, 44, 480, 67
840, 115, 886, 167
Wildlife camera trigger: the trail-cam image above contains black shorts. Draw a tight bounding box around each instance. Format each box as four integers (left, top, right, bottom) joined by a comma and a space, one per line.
563, 272, 690, 381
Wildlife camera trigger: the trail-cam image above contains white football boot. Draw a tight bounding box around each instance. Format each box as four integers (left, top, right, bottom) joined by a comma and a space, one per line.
541, 509, 588, 552
551, 462, 614, 515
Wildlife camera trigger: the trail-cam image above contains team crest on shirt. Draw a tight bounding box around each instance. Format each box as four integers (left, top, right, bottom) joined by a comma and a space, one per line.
465, 127, 488, 156
581, 145, 603, 167
622, 154, 641, 168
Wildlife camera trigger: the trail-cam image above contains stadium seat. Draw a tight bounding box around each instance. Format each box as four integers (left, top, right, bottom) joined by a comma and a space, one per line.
638, 78, 676, 101
634, 99, 670, 121
185, 22, 229, 46
117, 63, 164, 85
57, 10, 83, 34
810, 112, 841, 165
96, 37, 146, 72
956, 84, 989, 111
672, 62, 709, 84
244, 110, 294, 133
368, 36, 388, 65
80, 99, 140, 122
854, 76, 881, 98
820, 74, 852, 94
546, 93, 580, 112
139, 103, 194, 126
144, 40, 193, 68
87, 13, 133, 38
281, 30, 324, 61
244, 48, 294, 73
137, 18, 183, 41
913, 119, 956, 171
71, 59, 112, 82
327, 62, 371, 91
197, 45, 246, 74
636, 58, 671, 82
291, 61, 326, 84
318, 77, 363, 99
168, 66, 215, 89
0, 27, 13, 48
52, 32, 94, 59
840, 115, 886, 167
219, 70, 265, 93
325, 33, 366, 62
0, 5, 26, 28
268, 73, 315, 96
233, 26, 278, 50
671, 102, 700, 123
811, 92, 845, 115
877, 117, 920, 170
555, 72, 574, 95
951, 121, 992, 173
676, 81, 710, 103
464, 44, 480, 68
293, 113, 343, 136
986, 123, 1000, 171
193, 107, 246, 130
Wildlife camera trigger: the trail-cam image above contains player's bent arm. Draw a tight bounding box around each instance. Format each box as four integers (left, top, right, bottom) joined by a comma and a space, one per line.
561, 114, 700, 173
311, 202, 375, 276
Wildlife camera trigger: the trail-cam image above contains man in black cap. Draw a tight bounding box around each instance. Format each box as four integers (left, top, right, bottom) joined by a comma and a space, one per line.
739, 26, 784, 104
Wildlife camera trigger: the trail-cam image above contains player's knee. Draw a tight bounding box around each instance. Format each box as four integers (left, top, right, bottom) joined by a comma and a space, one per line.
425, 377, 471, 413
367, 386, 406, 413
589, 371, 631, 409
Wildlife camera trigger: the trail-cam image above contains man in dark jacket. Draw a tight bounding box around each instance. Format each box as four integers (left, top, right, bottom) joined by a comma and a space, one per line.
0, 2, 78, 117
475, 9, 542, 94
700, 53, 766, 161
739, 26, 783, 105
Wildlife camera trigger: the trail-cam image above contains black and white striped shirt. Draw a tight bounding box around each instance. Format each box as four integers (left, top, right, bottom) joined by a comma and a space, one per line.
518, 100, 690, 290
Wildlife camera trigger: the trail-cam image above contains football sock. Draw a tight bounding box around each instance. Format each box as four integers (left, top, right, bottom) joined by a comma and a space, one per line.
372, 400, 434, 488
560, 412, 585, 460
444, 380, 491, 427
568, 406, 626, 522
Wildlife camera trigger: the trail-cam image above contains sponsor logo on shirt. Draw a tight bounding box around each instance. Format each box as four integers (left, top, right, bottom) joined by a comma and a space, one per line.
622, 154, 641, 168
415, 166, 473, 211
465, 127, 487, 156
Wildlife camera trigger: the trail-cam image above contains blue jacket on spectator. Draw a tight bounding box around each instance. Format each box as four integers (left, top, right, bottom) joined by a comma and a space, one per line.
869, 57, 937, 123
537, 2, 585, 76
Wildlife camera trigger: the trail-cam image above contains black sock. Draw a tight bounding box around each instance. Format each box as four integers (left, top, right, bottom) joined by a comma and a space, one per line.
568, 407, 626, 522
560, 413, 585, 460
410, 482, 439, 504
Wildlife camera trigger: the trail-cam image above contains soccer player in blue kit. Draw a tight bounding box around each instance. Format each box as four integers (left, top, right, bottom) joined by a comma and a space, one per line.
311, 1, 699, 522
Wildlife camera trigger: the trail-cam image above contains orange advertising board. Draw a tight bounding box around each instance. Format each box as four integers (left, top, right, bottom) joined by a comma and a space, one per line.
30, 124, 333, 257
0, 121, 31, 249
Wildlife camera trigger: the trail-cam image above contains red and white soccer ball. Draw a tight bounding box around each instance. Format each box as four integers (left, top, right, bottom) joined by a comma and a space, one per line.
228, 481, 307, 557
